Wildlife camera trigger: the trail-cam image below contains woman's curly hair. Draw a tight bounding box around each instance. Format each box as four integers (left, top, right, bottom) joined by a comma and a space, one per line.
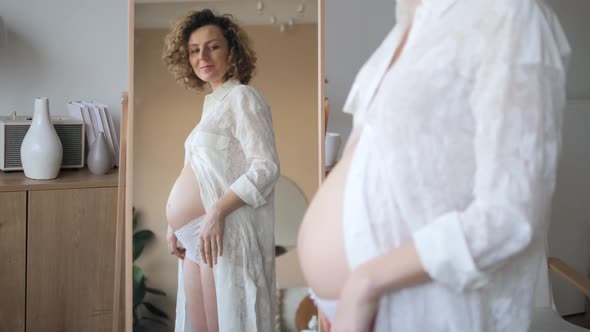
162, 9, 257, 91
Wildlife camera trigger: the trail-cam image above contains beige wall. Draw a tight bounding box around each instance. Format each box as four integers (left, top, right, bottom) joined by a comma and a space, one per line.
133, 24, 318, 327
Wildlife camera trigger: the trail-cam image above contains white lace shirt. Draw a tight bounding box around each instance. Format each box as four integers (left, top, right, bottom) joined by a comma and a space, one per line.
341, 0, 570, 330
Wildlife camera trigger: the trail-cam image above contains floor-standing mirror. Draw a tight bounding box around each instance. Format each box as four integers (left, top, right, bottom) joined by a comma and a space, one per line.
129, 0, 321, 331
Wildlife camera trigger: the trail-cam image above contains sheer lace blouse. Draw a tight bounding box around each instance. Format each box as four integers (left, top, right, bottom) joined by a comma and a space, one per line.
341, 0, 570, 330
175, 79, 280, 332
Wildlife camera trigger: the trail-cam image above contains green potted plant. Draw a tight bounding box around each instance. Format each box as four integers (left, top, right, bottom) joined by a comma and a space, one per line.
133, 207, 169, 331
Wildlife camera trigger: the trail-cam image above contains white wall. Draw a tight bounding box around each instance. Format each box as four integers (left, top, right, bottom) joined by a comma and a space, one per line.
0, 0, 128, 131
553, 0, 590, 100
544, 7, 590, 315
326, 0, 590, 315
325, 0, 395, 146
549, 100, 590, 315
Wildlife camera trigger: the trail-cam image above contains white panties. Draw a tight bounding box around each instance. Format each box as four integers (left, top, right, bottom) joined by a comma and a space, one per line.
309, 289, 338, 324
174, 215, 205, 265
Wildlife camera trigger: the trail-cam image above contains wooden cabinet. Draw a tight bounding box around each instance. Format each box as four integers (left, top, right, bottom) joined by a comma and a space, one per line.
0, 192, 26, 332
0, 169, 119, 332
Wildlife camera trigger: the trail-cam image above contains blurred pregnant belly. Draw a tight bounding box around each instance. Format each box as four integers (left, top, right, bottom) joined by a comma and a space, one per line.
297, 137, 359, 299
166, 163, 206, 231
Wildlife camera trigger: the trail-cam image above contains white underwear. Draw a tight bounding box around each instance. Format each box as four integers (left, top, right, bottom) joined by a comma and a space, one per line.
174, 215, 205, 265
309, 288, 338, 324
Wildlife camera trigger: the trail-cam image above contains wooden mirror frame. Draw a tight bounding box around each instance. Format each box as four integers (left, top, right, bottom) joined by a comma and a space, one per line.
123, 0, 134, 331
317, 1, 326, 331
123, 0, 324, 330
319, 0, 326, 187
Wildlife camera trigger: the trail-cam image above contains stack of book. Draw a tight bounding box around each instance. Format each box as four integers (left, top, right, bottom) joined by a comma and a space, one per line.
67, 101, 120, 167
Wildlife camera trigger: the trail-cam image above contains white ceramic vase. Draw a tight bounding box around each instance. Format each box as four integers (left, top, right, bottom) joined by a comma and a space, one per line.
325, 132, 342, 167
20, 97, 63, 180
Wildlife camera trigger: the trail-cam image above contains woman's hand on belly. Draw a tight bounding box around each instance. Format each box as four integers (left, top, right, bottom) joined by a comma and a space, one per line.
199, 207, 226, 268
200, 190, 247, 268
331, 266, 379, 332
333, 243, 432, 331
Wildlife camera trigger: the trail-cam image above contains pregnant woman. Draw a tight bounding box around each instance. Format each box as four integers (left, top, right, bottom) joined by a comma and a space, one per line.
163, 9, 280, 332
298, 0, 570, 331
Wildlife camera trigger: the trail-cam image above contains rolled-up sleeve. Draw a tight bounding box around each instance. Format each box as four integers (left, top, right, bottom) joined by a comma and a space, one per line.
229, 86, 280, 208
414, 58, 568, 292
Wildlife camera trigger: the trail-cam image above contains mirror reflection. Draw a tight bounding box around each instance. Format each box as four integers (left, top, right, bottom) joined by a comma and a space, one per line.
133, 1, 318, 331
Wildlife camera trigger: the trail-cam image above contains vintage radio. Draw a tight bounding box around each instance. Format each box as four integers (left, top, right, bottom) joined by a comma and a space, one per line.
0, 115, 85, 171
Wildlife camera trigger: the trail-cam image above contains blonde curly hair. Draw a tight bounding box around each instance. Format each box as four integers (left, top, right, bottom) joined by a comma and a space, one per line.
162, 9, 257, 91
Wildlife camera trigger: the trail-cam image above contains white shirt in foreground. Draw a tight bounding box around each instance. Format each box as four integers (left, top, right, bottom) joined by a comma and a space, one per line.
342, 0, 570, 331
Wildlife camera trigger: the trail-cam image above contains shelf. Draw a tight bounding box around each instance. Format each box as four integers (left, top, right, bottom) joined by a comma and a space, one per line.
0, 167, 119, 192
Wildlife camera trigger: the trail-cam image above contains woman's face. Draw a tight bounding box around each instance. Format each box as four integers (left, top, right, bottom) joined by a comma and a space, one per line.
188, 24, 230, 90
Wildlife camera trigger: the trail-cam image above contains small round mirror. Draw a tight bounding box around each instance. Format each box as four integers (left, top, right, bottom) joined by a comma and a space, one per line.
274, 175, 308, 249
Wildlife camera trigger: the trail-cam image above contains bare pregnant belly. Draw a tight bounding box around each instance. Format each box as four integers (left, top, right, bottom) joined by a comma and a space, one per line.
297, 141, 358, 299
166, 163, 206, 231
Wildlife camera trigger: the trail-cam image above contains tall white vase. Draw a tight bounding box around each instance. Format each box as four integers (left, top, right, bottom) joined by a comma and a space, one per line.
20, 97, 63, 180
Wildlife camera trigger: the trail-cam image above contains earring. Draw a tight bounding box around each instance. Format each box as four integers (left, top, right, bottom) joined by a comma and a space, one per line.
227, 63, 237, 78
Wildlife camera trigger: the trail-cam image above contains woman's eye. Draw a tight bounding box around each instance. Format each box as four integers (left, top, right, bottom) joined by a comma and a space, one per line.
190, 49, 199, 54
210, 45, 219, 50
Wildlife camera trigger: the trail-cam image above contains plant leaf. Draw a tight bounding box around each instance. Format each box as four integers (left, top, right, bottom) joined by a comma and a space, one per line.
133, 323, 148, 332
143, 316, 169, 326
145, 287, 167, 296
143, 302, 169, 320
133, 285, 146, 309
134, 229, 154, 241
133, 230, 154, 260
133, 265, 146, 307
133, 243, 145, 262
133, 265, 145, 285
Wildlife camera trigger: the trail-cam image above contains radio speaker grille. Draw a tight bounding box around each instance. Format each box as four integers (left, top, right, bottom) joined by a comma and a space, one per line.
4, 124, 84, 168
4, 125, 28, 168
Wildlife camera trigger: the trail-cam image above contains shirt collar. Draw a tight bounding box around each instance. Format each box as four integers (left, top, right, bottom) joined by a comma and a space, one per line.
208, 78, 240, 102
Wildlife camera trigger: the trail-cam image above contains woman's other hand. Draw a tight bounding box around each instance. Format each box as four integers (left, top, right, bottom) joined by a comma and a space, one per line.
332, 243, 429, 331
199, 207, 225, 268
167, 224, 186, 260
332, 267, 379, 332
